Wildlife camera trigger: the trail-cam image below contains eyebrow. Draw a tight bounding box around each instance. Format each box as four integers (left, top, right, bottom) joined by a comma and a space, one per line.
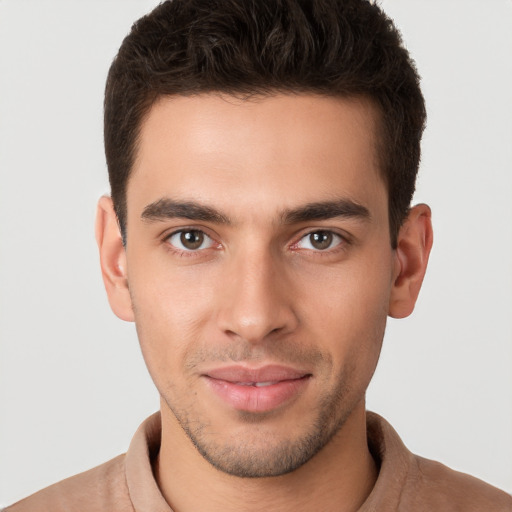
141, 198, 231, 224
141, 197, 370, 225
281, 199, 371, 224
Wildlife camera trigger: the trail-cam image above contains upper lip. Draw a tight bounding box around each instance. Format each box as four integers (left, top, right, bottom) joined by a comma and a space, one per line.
203, 365, 310, 383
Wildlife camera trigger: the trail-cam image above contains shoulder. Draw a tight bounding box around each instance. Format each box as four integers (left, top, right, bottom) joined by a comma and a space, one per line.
4, 454, 135, 512
403, 455, 512, 511
365, 412, 512, 512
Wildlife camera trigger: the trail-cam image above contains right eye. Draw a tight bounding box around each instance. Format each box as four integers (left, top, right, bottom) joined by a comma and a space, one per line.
166, 230, 214, 251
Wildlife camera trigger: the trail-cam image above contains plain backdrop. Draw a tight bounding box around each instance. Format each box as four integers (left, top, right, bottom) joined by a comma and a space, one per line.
0, 0, 511, 506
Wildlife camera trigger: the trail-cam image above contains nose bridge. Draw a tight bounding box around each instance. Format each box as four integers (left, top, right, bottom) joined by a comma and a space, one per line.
217, 242, 297, 343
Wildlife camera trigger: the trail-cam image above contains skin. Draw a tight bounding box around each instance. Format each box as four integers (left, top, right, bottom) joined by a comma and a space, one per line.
96, 93, 432, 512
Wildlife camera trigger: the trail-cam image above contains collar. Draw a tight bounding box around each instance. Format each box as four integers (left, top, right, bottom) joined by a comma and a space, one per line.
124, 411, 411, 512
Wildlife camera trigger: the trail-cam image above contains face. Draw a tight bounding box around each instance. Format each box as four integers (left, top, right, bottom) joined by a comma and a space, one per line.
111, 94, 401, 477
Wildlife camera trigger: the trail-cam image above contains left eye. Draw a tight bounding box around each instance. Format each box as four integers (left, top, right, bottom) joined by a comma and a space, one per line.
167, 230, 214, 251
296, 231, 343, 251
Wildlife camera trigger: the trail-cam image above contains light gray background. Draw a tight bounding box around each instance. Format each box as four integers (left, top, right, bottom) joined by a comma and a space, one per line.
1, 0, 511, 505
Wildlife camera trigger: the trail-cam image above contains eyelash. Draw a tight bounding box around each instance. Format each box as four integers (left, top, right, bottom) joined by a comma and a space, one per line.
291, 230, 347, 253
163, 228, 220, 257
162, 228, 349, 257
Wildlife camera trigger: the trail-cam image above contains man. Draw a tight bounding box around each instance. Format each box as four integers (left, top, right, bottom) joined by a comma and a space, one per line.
4, 0, 511, 510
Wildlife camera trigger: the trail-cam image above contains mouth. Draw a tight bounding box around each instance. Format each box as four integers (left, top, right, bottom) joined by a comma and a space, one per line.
202, 365, 312, 413
233, 381, 283, 387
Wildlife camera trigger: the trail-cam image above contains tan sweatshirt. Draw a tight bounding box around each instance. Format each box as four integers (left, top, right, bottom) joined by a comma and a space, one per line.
5, 412, 512, 511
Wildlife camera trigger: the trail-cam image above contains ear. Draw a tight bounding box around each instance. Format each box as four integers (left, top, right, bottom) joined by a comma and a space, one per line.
95, 196, 134, 322
388, 203, 433, 319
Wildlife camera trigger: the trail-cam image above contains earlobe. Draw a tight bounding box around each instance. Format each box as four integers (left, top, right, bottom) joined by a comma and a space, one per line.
95, 196, 134, 322
388, 203, 433, 319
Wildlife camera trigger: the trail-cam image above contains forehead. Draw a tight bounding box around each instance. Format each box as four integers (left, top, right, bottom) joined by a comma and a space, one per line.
128, 93, 386, 221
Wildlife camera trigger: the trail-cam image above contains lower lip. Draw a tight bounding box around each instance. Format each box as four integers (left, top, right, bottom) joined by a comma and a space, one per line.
204, 376, 310, 413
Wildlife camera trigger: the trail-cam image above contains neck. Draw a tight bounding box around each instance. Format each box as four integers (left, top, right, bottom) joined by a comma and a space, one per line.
155, 401, 377, 512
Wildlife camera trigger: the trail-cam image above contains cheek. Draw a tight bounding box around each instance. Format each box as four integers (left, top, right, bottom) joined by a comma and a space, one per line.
127, 259, 220, 383
295, 253, 392, 371
297, 252, 393, 327
128, 247, 220, 321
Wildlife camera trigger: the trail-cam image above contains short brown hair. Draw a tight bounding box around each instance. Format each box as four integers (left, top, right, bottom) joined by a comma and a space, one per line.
104, 0, 426, 247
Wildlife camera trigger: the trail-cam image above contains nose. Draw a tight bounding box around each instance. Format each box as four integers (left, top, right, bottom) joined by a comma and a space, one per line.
216, 247, 299, 343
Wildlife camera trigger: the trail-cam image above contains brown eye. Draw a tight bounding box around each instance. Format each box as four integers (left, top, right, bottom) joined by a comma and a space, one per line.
180, 230, 204, 249
167, 230, 213, 251
309, 231, 333, 250
296, 230, 342, 251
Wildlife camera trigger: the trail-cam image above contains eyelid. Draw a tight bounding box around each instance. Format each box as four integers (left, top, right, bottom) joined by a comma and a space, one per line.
290, 229, 349, 252
162, 226, 221, 255
161, 224, 217, 242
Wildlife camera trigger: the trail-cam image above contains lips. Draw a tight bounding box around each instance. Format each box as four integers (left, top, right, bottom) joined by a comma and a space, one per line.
235, 381, 280, 387
203, 365, 311, 413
